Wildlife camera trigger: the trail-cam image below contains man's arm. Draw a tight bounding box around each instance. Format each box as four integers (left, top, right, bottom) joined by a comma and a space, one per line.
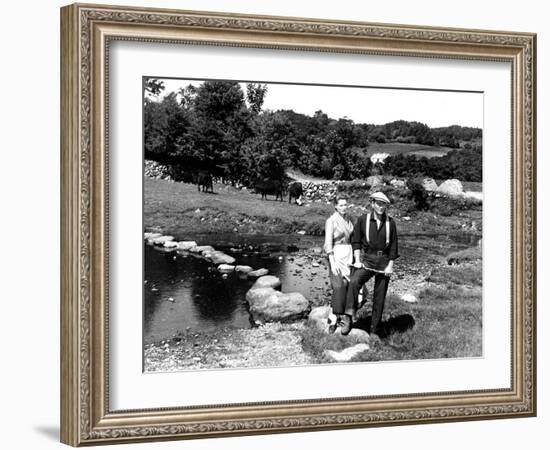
388, 219, 399, 260
384, 219, 399, 276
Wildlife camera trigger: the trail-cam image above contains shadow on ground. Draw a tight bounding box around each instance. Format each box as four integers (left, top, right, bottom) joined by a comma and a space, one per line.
353, 313, 415, 338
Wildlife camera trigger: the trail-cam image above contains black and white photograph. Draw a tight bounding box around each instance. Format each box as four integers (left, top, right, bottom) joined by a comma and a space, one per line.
142, 77, 483, 372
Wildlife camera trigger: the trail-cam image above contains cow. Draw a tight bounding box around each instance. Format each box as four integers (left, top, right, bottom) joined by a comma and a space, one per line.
196, 171, 213, 193
254, 179, 285, 201
288, 181, 303, 205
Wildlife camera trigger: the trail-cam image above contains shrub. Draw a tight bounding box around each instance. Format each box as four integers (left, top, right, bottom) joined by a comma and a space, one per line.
336, 180, 371, 200
406, 178, 429, 211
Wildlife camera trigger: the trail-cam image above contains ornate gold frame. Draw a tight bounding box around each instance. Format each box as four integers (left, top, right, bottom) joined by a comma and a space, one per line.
60, 3, 536, 446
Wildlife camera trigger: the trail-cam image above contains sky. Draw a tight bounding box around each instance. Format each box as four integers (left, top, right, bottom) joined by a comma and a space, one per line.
150, 78, 483, 129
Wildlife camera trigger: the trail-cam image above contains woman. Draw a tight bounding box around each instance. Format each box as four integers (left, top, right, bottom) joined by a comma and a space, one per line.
324, 196, 354, 333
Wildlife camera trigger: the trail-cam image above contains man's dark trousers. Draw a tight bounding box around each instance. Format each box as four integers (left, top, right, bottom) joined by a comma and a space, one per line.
345, 268, 390, 335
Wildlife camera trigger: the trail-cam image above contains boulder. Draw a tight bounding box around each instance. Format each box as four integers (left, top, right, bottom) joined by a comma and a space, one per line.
251, 275, 282, 290
189, 245, 214, 254
144, 232, 162, 240
436, 179, 464, 196
208, 252, 236, 265
324, 343, 370, 362
235, 265, 254, 274
151, 235, 174, 245
348, 328, 371, 343
463, 191, 483, 202
401, 293, 418, 303
308, 306, 332, 331
163, 240, 179, 248
245, 288, 310, 323
177, 241, 197, 251
248, 268, 269, 278
152, 246, 177, 253
366, 175, 384, 188
422, 178, 438, 191
218, 264, 235, 273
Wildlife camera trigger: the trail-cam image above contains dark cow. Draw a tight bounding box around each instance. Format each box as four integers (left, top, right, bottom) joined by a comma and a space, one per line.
254, 179, 285, 201
288, 181, 303, 205
196, 171, 213, 193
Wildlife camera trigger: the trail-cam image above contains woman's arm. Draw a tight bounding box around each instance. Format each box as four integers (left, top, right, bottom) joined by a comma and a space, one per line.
324, 218, 340, 276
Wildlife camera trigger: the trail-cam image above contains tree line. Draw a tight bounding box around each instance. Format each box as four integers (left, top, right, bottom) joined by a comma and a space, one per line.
144, 79, 482, 184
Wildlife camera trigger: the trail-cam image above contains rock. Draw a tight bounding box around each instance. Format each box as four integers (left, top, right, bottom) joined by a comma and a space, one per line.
422, 177, 438, 191
177, 241, 197, 251
245, 288, 310, 322
190, 245, 215, 254
311, 247, 323, 254
308, 306, 332, 331
348, 328, 371, 343
297, 230, 306, 235
248, 268, 269, 278
436, 179, 463, 196
366, 175, 384, 187
153, 246, 177, 253
235, 265, 254, 274
144, 232, 162, 240
463, 191, 483, 202
208, 251, 236, 265
324, 344, 370, 362
401, 293, 418, 303
390, 179, 406, 188
151, 235, 174, 245
251, 275, 282, 290
163, 240, 179, 248
218, 264, 235, 273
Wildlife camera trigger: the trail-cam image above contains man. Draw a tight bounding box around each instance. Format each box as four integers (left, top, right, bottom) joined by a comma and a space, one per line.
340, 191, 399, 336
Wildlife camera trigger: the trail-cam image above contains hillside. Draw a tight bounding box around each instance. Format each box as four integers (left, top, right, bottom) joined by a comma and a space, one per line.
363, 142, 455, 159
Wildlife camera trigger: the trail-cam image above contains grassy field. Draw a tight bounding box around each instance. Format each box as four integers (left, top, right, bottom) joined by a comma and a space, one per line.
144, 177, 333, 237
145, 177, 482, 239
364, 142, 455, 158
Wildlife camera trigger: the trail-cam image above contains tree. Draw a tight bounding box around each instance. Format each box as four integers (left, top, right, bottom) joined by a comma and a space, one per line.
144, 79, 165, 96
177, 84, 197, 109
188, 81, 251, 177
246, 83, 268, 114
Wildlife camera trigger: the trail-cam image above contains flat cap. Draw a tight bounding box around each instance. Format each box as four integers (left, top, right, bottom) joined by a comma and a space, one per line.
370, 191, 391, 204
